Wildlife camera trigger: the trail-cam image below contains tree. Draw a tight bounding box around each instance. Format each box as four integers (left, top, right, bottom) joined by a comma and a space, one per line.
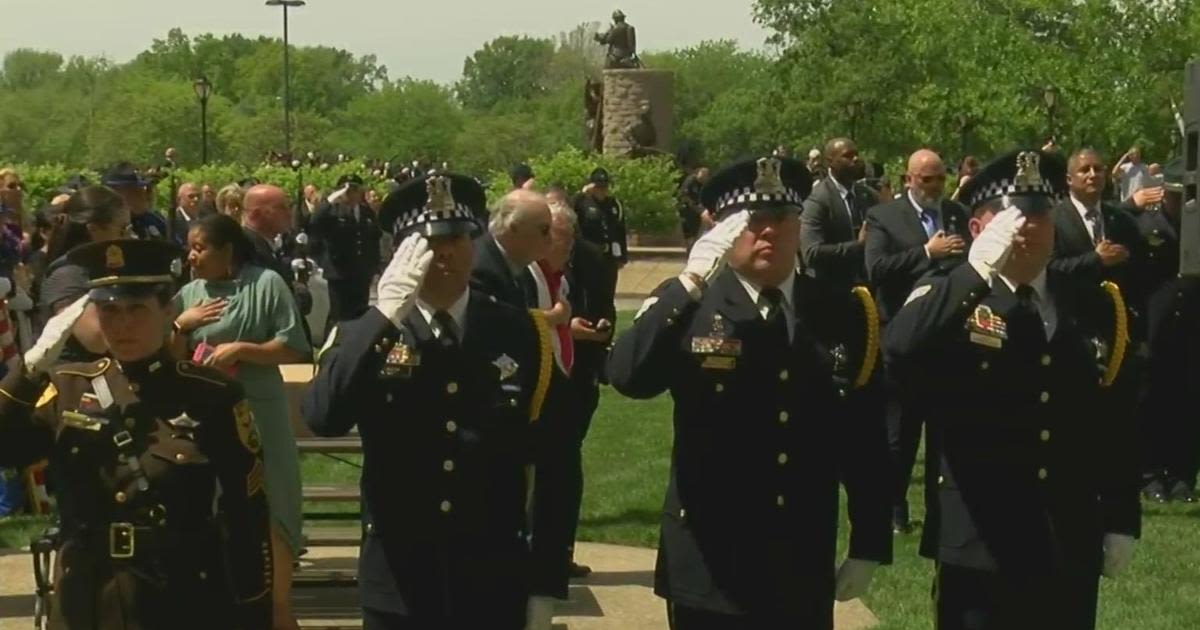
324, 79, 462, 161
456, 36, 557, 111
1, 49, 64, 90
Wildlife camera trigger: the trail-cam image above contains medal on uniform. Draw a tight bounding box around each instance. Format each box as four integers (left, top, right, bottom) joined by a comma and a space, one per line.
382, 342, 420, 378
968, 304, 1007, 349
691, 314, 741, 369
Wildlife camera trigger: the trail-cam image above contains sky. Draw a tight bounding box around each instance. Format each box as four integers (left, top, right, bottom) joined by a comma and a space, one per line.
2, 0, 773, 84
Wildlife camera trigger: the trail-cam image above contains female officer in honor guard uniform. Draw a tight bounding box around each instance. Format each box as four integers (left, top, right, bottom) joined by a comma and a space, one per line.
608, 156, 892, 629
302, 173, 558, 630
884, 150, 1141, 630
0, 238, 273, 630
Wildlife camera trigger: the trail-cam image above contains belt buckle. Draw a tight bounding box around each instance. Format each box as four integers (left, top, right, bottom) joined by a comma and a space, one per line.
112, 431, 133, 448
109, 523, 135, 559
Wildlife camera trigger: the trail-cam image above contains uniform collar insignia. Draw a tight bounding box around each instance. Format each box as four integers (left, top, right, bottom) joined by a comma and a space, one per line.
754, 157, 785, 195
493, 354, 519, 381
1014, 151, 1042, 187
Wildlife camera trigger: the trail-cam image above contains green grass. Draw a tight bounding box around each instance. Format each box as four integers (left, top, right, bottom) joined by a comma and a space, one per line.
5, 311, 1199, 628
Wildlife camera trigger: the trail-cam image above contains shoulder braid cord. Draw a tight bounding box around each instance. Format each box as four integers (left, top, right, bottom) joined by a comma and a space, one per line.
528, 309, 554, 423
851, 286, 880, 389
1100, 281, 1128, 388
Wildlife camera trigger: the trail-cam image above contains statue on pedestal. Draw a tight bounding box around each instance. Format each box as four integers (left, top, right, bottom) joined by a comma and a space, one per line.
595, 10, 641, 69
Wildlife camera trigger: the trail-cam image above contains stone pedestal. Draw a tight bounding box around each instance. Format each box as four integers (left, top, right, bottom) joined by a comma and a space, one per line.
601, 69, 674, 156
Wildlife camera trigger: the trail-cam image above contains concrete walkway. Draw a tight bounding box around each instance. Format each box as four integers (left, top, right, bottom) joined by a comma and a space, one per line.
0, 543, 878, 630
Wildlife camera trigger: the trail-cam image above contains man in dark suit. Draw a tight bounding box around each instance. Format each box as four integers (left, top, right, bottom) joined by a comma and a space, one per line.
469, 189, 550, 308
800, 137, 879, 289
243, 184, 313, 317
886, 149, 1140, 630
865, 149, 970, 533
609, 155, 891, 629
309, 174, 383, 326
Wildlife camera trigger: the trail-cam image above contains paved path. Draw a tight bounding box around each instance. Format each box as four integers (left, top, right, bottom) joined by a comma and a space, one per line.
0, 543, 878, 630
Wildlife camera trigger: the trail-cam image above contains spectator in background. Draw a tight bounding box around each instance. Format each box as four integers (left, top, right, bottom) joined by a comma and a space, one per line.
310, 174, 382, 325
299, 183, 321, 232
172, 213, 309, 630
1113, 145, 1153, 202
23, 206, 56, 310
807, 148, 826, 180
365, 189, 383, 215
170, 182, 203, 246
216, 184, 245, 223
677, 167, 710, 249
572, 168, 628, 319
472, 188, 550, 308
951, 156, 981, 202
200, 183, 217, 209
510, 163, 536, 190
102, 162, 164, 241
242, 184, 313, 318
0, 169, 25, 231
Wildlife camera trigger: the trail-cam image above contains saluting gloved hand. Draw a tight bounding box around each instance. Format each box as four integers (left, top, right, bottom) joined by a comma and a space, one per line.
24, 294, 89, 376
374, 232, 433, 328
967, 206, 1026, 281
1102, 533, 1136, 578
679, 209, 750, 294
834, 558, 879, 602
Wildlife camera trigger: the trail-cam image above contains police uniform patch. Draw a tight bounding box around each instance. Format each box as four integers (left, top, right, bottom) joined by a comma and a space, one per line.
904, 284, 932, 305
234, 401, 262, 454
968, 304, 1007, 349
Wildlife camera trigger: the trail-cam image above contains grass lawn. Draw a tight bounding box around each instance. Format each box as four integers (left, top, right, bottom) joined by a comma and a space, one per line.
4, 312, 1199, 628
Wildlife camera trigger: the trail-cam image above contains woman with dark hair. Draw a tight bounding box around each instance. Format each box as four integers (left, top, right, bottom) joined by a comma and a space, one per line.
951, 155, 981, 202
172, 212, 308, 630
36, 185, 131, 360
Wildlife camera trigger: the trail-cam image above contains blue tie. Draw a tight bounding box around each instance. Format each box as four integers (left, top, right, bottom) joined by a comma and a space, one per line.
921, 210, 938, 238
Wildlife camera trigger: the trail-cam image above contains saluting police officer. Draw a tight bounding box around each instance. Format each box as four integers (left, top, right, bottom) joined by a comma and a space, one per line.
0, 238, 273, 630
573, 168, 627, 312
302, 173, 559, 630
608, 156, 892, 629
1136, 158, 1200, 502
310, 174, 383, 325
884, 150, 1141, 630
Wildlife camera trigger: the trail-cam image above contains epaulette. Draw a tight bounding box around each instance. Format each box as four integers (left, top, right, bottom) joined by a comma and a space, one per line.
1100, 281, 1128, 388
527, 309, 553, 423
54, 358, 112, 379
850, 286, 880, 389
175, 361, 234, 388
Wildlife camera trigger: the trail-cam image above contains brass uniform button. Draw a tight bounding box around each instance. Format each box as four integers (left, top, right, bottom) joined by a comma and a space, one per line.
715, 384, 724, 393
980, 361, 989, 371
175, 453, 186, 462
1039, 391, 1050, 403
1038, 468, 1048, 480
1040, 355, 1052, 367
1040, 430, 1051, 442
778, 411, 789, 424
777, 453, 788, 465
446, 421, 458, 433
443, 460, 455, 472
779, 370, 789, 382
446, 382, 459, 394
440, 500, 453, 513
115, 492, 127, 504
776, 495, 785, 507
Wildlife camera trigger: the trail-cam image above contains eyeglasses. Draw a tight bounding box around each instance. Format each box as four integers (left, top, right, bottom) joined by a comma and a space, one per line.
186, 193, 201, 200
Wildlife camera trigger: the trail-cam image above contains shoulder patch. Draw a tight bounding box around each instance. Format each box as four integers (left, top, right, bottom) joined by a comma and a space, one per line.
634, 297, 659, 321
316, 325, 339, 363
904, 284, 933, 306
234, 401, 263, 454
176, 361, 231, 388
55, 358, 112, 379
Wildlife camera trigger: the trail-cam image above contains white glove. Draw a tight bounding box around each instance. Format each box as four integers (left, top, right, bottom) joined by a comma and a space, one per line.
326, 185, 349, 205
680, 210, 750, 292
967, 206, 1026, 281
834, 558, 879, 602
373, 233, 433, 328
1102, 533, 1135, 578
523, 595, 554, 630
23, 294, 89, 376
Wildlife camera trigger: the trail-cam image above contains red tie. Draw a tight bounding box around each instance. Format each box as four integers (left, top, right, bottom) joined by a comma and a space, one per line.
538, 262, 574, 373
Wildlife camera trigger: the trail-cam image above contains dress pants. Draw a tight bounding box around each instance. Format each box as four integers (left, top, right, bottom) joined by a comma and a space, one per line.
328, 275, 371, 326
884, 366, 923, 525
933, 563, 1099, 630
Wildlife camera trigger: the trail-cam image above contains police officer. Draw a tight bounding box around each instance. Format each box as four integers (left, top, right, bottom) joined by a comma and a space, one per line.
303, 173, 558, 630
0, 238, 273, 630
573, 168, 627, 312
102, 162, 167, 241
310, 173, 383, 325
608, 156, 892, 629
1136, 158, 1200, 502
885, 150, 1141, 629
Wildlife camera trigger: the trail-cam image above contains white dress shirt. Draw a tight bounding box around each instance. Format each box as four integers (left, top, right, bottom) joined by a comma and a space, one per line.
1069, 193, 1104, 243
996, 269, 1057, 339
415, 289, 471, 341
735, 272, 797, 342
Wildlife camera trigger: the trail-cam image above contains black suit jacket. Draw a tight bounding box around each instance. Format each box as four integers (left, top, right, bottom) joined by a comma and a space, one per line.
309, 201, 382, 283
800, 177, 879, 287
1050, 200, 1144, 298
885, 264, 1141, 574
566, 240, 616, 379
608, 269, 891, 617
865, 196, 970, 323
470, 235, 535, 309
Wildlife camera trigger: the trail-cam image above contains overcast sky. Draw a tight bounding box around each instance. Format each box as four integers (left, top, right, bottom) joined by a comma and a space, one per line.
3, 0, 773, 83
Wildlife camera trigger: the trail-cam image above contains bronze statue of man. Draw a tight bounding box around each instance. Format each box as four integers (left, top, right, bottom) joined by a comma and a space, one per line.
595, 10, 640, 69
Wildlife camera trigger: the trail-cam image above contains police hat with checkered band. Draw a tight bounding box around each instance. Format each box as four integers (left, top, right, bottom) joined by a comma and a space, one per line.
378, 173, 485, 238
957, 149, 1067, 216
700, 156, 813, 221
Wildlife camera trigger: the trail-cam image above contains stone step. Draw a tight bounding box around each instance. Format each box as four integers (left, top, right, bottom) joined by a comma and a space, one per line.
305, 527, 362, 547
303, 485, 361, 503
297, 437, 363, 454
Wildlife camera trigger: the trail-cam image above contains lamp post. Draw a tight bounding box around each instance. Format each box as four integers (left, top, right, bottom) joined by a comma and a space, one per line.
1042, 86, 1060, 141
957, 113, 973, 158
846, 101, 863, 139
265, 0, 306, 160
193, 76, 212, 165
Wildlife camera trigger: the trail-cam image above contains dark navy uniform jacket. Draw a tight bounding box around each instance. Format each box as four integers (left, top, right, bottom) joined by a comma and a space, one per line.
608, 269, 891, 622
303, 292, 556, 624
885, 263, 1141, 576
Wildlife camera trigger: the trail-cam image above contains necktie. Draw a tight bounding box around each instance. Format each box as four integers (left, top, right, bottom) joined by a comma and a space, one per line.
921, 209, 938, 238
433, 311, 459, 349
1085, 209, 1104, 244
1014, 285, 1045, 343
845, 189, 861, 228
761, 287, 790, 345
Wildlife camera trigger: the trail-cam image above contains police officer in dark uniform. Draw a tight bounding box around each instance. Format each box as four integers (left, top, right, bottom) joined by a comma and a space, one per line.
573, 168, 627, 312
303, 173, 559, 630
1136, 158, 1200, 502
310, 174, 382, 325
102, 163, 168, 241
885, 150, 1141, 630
0, 238, 273, 630
608, 156, 892, 629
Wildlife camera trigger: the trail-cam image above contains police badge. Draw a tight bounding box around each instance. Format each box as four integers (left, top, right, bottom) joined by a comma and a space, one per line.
493, 354, 520, 381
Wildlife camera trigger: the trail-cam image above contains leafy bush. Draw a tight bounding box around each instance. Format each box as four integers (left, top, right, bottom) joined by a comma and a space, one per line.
485, 148, 681, 234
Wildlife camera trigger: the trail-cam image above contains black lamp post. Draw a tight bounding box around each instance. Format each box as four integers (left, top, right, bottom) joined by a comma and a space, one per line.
957, 113, 973, 158
1042, 86, 1060, 140
193, 76, 212, 165
266, 0, 306, 160
846, 101, 863, 139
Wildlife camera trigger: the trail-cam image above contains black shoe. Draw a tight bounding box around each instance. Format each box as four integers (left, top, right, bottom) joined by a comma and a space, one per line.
1167, 479, 1197, 503
1142, 479, 1168, 503
568, 562, 593, 579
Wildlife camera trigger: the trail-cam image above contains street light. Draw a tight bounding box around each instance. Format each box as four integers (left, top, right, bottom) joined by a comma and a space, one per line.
266, 0, 306, 160
193, 76, 212, 165
1042, 85, 1060, 139
846, 101, 864, 139
957, 113, 973, 158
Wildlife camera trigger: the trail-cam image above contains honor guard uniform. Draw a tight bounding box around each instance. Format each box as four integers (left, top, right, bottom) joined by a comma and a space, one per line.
0, 239, 272, 630
310, 174, 383, 324
608, 156, 892, 629
1135, 158, 1200, 502
303, 173, 558, 630
885, 150, 1141, 630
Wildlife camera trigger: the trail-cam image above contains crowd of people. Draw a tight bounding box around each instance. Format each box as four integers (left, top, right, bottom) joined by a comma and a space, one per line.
0, 130, 1195, 630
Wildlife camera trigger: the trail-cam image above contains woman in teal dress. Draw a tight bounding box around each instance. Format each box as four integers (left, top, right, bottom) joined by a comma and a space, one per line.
171, 213, 310, 630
